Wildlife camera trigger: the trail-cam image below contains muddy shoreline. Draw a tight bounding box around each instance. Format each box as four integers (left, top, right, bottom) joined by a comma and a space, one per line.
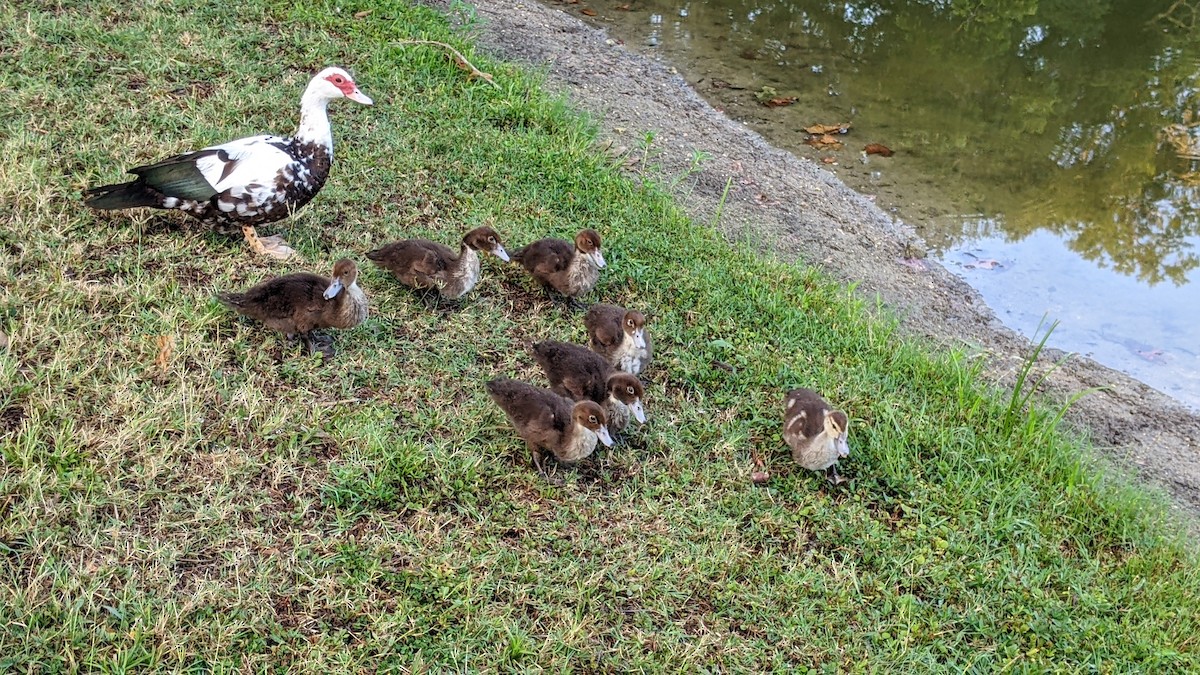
425, 0, 1200, 525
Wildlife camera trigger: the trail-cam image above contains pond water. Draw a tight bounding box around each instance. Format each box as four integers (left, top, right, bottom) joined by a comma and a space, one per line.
580, 0, 1200, 409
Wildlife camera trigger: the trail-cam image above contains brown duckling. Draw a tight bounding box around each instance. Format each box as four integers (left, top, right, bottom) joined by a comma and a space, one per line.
216, 258, 368, 357
585, 303, 653, 375
783, 388, 851, 484
510, 229, 605, 306
486, 377, 614, 471
366, 226, 509, 300
531, 340, 647, 433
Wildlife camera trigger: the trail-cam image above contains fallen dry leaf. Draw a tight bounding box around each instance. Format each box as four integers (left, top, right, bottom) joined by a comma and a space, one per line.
821, 156, 837, 164
864, 143, 894, 157
804, 134, 844, 149
762, 96, 798, 108
353, 9, 372, 18
580, 7, 597, 15
751, 471, 771, 484
0, 329, 8, 349
154, 334, 175, 373
805, 122, 852, 135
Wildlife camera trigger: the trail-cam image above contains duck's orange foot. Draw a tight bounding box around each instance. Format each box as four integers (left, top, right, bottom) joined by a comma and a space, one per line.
242, 226, 298, 260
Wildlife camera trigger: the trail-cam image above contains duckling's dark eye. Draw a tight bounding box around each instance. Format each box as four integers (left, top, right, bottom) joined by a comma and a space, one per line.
589, 415, 598, 424
488, 236, 496, 242
627, 387, 635, 395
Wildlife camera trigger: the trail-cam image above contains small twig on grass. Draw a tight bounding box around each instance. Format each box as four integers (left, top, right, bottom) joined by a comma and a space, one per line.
395, 39, 500, 88
1150, 0, 1198, 29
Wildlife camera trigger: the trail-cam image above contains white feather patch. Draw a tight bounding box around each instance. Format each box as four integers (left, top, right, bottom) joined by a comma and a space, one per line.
194, 135, 293, 192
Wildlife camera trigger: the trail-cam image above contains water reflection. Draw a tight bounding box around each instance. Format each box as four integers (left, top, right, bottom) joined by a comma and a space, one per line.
588, 0, 1200, 408
596, 0, 1200, 285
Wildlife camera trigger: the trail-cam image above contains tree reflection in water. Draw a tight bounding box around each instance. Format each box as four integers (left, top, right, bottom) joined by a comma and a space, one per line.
595, 0, 1200, 285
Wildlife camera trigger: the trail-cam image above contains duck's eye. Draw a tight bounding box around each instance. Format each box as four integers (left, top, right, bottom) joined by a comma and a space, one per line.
488, 236, 496, 242
627, 387, 635, 395
626, 320, 634, 327
334, 76, 345, 84
589, 415, 598, 424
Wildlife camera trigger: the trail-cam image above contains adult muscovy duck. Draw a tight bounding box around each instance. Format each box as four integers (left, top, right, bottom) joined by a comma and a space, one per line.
83, 66, 372, 259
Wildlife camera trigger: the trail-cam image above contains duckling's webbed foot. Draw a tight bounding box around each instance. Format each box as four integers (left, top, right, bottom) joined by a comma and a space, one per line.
826, 466, 848, 485
529, 444, 546, 473
419, 289, 462, 315
312, 333, 336, 359
567, 297, 588, 312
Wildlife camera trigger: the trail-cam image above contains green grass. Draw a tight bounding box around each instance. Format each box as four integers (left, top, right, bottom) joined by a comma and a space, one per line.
1, 0, 1198, 670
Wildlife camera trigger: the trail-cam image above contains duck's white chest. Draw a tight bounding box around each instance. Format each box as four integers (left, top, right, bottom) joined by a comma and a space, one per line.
611, 337, 649, 375
446, 248, 482, 298
790, 435, 841, 471
559, 425, 599, 462
567, 256, 601, 294
334, 283, 370, 328
605, 397, 631, 432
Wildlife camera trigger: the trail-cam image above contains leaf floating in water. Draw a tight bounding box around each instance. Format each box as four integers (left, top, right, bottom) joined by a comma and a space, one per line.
864, 143, 895, 157
763, 96, 798, 108
804, 134, 843, 149
1137, 348, 1167, 363
580, 7, 597, 15
964, 258, 1002, 270
754, 85, 778, 101
804, 122, 852, 135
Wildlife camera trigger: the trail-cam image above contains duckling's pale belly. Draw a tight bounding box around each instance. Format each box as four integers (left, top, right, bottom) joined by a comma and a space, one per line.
610, 338, 650, 375
605, 397, 631, 432
566, 257, 601, 295
788, 436, 841, 471
443, 248, 481, 299
328, 284, 369, 329
557, 427, 599, 462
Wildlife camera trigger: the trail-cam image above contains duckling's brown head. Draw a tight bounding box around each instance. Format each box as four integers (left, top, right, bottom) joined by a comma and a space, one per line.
464, 226, 510, 262
573, 400, 614, 447
622, 309, 647, 348
574, 229, 606, 269
607, 372, 647, 424
824, 409, 850, 458
323, 258, 360, 299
